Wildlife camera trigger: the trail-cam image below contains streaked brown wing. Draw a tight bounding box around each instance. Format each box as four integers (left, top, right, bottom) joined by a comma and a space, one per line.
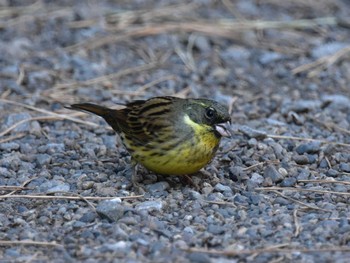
118, 97, 176, 146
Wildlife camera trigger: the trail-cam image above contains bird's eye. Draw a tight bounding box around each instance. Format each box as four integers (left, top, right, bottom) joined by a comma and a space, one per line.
205, 107, 216, 120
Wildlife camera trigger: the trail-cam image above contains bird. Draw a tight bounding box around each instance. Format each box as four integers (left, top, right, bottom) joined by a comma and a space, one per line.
68, 96, 231, 178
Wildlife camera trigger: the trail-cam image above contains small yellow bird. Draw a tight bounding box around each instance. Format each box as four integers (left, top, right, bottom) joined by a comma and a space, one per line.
69, 96, 231, 176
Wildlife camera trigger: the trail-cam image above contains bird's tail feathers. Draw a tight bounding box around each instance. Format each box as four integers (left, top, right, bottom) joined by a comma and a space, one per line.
68, 103, 110, 117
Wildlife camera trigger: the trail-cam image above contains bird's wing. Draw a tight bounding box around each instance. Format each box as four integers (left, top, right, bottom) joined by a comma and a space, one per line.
118, 97, 176, 146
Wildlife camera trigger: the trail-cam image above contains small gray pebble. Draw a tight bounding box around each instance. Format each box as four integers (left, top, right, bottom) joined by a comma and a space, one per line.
233, 194, 249, 204
207, 224, 225, 235
293, 155, 310, 165
0, 154, 21, 170
295, 142, 321, 154
202, 186, 213, 195
312, 42, 348, 59
319, 158, 329, 168
81, 181, 94, 190
326, 169, 339, 177
271, 143, 284, 159
287, 111, 305, 125
183, 226, 194, 235
0, 167, 13, 177
259, 51, 283, 65
274, 197, 290, 205
27, 71, 53, 90
250, 173, 264, 184
5, 248, 20, 258
71, 221, 86, 229
46, 143, 65, 154
297, 169, 310, 180
147, 181, 170, 192
3, 112, 35, 132
79, 212, 97, 223
188, 190, 202, 200
194, 35, 211, 52
280, 177, 297, 187
248, 193, 263, 205
221, 46, 250, 61
36, 154, 52, 166
118, 216, 138, 226
38, 216, 50, 224
322, 94, 350, 110
101, 135, 116, 148
80, 230, 94, 239
187, 252, 211, 263
101, 241, 129, 253
281, 100, 321, 114
247, 138, 257, 146
214, 183, 232, 193
278, 168, 288, 177
20, 143, 34, 154
229, 166, 247, 181
238, 125, 267, 139
307, 154, 317, 164
47, 183, 70, 193
264, 165, 284, 183
96, 199, 125, 222
0, 142, 20, 151
339, 163, 350, 173
37, 145, 48, 153
136, 200, 163, 211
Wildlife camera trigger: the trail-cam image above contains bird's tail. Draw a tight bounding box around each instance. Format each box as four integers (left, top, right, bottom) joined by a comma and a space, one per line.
68, 103, 110, 117
68, 103, 124, 132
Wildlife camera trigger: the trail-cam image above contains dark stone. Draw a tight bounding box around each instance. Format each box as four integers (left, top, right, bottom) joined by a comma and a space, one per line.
36, 154, 52, 166
326, 169, 339, 177
96, 199, 125, 222
293, 155, 310, 165
280, 177, 297, 187
319, 158, 329, 168
79, 212, 97, 223
187, 252, 211, 263
264, 165, 284, 183
295, 142, 321, 154
207, 224, 225, 235
238, 125, 267, 139
339, 163, 350, 173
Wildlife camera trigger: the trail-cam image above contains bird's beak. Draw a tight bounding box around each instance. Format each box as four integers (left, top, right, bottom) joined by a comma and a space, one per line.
215, 121, 231, 137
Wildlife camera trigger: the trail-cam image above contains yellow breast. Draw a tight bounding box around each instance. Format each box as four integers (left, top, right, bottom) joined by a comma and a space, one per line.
126, 114, 221, 175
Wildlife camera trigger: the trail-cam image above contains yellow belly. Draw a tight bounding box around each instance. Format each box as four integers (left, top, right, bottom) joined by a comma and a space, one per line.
124, 115, 221, 175
136, 134, 219, 175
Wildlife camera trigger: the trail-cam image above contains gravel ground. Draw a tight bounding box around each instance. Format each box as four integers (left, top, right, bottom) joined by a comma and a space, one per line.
1, 0, 350, 262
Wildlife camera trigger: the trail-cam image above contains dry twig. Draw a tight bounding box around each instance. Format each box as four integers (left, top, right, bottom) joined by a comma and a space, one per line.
204, 200, 237, 207
267, 134, 350, 148
0, 240, 62, 247
293, 209, 302, 237
63, 17, 337, 52
0, 193, 143, 201
298, 179, 350, 186
2, 177, 37, 197
0, 133, 26, 144
267, 190, 329, 212
185, 246, 350, 256
0, 186, 32, 191
256, 187, 350, 197
309, 118, 350, 136
292, 45, 350, 76
0, 99, 100, 130
53, 62, 159, 90
243, 160, 280, 171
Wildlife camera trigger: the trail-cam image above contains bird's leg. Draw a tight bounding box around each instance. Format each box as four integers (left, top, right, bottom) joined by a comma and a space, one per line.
131, 164, 146, 194
199, 168, 213, 178
179, 175, 200, 191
